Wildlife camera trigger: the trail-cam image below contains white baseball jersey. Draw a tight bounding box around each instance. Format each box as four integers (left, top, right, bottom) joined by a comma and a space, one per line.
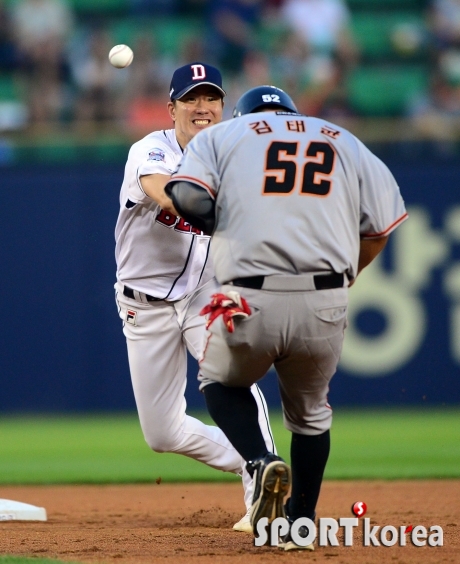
171, 112, 408, 283
115, 129, 212, 300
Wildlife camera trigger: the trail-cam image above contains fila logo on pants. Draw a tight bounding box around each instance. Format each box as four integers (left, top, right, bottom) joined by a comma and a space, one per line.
126, 309, 137, 326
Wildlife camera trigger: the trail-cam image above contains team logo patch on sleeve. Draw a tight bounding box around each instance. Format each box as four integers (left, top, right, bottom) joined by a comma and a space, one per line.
148, 148, 166, 162
126, 309, 137, 325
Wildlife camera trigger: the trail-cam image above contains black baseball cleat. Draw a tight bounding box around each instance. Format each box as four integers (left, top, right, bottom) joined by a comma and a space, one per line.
246, 453, 291, 532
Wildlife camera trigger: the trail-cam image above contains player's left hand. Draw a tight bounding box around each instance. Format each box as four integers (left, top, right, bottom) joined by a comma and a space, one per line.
199, 291, 251, 333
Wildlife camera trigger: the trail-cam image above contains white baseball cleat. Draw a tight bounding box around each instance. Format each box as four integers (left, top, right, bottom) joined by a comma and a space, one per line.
278, 524, 315, 551
282, 539, 315, 551
232, 509, 252, 533
280, 538, 315, 551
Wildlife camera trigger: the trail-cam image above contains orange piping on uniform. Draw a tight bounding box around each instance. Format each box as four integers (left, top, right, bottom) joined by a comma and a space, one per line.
172, 175, 216, 199
362, 212, 409, 238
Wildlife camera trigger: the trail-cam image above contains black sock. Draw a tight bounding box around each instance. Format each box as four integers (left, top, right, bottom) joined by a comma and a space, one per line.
203, 382, 268, 463
288, 430, 330, 520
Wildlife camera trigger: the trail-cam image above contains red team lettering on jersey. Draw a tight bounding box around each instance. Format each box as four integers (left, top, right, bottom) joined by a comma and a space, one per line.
156, 209, 203, 234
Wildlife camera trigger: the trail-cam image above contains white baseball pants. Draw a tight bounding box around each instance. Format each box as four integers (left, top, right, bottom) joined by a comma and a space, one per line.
115, 278, 275, 509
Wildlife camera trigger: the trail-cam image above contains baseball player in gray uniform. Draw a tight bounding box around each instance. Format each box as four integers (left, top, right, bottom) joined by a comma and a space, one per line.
166, 85, 408, 550
114, 65, 276, 533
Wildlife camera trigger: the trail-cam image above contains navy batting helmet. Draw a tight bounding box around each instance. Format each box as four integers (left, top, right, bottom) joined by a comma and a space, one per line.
232, 85, 298, 117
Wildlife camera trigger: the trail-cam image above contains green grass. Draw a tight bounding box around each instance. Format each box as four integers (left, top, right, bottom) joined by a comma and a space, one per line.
0, 408, 459, 484
325, 408, 460, 479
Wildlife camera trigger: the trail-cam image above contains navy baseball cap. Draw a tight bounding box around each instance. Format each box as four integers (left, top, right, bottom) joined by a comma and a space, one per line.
169, 62, 226, 100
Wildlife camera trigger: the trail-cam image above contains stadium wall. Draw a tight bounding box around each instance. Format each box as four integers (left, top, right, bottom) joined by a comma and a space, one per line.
0, 155, 459, 411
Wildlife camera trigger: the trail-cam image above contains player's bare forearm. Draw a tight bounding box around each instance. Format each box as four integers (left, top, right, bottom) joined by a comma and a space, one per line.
140, 173, 179, 216
349, 237, 388, 287
357, 236, 388, 276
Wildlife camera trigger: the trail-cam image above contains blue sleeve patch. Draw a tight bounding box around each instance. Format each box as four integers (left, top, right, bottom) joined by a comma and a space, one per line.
148, 148, 166, 162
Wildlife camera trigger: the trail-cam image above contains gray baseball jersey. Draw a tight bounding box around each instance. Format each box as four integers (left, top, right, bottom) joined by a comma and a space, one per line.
171, 112, 408, 284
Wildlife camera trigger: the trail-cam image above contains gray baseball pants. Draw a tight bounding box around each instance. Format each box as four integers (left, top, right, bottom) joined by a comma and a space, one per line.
199, 279, 348, 436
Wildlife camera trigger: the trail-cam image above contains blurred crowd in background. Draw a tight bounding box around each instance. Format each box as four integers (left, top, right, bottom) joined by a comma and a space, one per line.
0, 0, 460, 145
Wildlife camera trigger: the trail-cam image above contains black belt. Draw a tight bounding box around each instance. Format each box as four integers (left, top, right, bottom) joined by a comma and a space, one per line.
123, 285, 162, 302
228, 272, 344, 291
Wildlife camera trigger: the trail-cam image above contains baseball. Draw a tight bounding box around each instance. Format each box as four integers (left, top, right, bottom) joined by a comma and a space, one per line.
108, 44, 133, 68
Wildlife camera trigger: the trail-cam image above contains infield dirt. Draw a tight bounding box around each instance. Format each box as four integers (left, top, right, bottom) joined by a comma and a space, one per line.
0, 481, 459, 563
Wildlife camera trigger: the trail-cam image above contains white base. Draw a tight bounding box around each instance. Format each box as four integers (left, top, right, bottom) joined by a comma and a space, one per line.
0, 499, 47, 521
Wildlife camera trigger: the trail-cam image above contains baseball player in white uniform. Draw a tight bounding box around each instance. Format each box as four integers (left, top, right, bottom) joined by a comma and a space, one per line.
114, 66, 276, 533
165, 85, 408, 550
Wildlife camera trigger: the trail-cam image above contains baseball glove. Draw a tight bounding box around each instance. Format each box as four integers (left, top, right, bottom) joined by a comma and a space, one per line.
199, 291, 251, 333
